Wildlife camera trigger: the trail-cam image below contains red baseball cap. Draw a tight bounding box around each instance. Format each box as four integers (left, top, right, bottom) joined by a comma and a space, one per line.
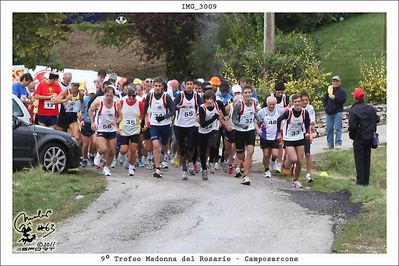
352, 88, 365, 99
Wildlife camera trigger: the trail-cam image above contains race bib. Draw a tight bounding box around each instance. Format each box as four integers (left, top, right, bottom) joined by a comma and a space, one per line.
44, 100, 56, 109
124, 119, 136, 126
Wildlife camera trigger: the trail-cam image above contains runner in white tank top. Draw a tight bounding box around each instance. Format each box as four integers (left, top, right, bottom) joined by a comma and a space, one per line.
173, 78, 202, 179
89, 87, 122, 176
277, 94, 310, 188
119, 87, 143, 176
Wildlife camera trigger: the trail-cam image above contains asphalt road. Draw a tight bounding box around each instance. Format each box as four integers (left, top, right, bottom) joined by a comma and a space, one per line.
49, 165, 333, 254
48, 125, 386, 254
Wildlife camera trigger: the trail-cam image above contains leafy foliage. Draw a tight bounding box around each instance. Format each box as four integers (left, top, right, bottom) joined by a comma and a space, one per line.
73, 13, 204, 80
13, 13, 68, 70
275, 13, 359, 33
214, 14, 330, 110
359, 54, 386, 103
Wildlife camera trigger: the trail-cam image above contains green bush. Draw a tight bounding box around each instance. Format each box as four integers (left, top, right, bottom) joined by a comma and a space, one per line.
217, 31, 330, 110
358, 54, 386, 104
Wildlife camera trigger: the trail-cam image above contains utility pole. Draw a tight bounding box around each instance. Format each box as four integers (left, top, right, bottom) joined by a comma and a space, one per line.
264, 12, 275, 55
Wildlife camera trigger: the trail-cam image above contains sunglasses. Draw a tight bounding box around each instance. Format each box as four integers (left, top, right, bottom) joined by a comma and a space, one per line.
145, 80, 153, 83
128, 94, 136, 97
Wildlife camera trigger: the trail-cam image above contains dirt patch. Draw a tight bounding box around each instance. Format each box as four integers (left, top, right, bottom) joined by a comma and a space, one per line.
282, 188, 363, 237
52, 30, 165, 77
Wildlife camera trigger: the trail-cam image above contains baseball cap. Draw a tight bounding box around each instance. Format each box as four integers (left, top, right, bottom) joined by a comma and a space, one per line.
352, 88, 365, 99
210, 76, 221, 86
127, 87, 137, 96
133, 78, 143, 85
232, 84, 242, 94
86, 82, 97, 94
197, 78, 205, 84
332, 75, 341, 81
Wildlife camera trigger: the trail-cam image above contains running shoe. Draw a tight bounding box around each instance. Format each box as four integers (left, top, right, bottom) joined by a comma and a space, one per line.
202, 170, 208, 180
103, 166, 111, 176
264, 170, 271, 178
181, 171, 188, 180
124, 159, 129, 169
81, 159, 88, 167
94, 153, 102, 167
160, 161, 169, 170
110, 158, 118, 168
188, 162, 195, 175
118, 153, 126, 165
241, 176, 251, 185
228, 165, 234, 175
209, 163, 215, 174
292, 180, 303, 188
145, 158, 154, 170
153, 168, 163, 178
306, 173, 314, 183
88, 154, 95, 166
128, 165, 135, 176
274, 162, 282, 173
215, 162, 219, 170
223, 162, 229, 173
234, 167, 243, 178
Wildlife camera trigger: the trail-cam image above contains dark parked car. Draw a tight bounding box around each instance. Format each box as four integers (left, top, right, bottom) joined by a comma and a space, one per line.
13, 115, 81, 173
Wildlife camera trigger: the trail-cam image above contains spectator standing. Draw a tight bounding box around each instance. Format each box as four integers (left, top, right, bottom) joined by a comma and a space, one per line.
348, 88, 379, 186
323, 75, 347, 149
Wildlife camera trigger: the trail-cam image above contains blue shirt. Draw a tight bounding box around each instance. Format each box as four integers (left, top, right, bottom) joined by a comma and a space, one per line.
12, 82, 28, 99
83, 96, 92, 123
215, 92, 233, 105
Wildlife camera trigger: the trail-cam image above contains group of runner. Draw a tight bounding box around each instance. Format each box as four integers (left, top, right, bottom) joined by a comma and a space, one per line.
13, 70, 316, 188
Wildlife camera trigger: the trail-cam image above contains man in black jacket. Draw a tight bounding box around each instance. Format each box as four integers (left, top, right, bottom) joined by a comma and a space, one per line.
348, 88, 379, 186
323, 75, 347, 149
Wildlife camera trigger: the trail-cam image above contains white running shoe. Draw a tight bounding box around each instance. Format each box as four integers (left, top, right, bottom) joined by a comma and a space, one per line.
160, 161, 169, 170
241, 176, 251, 185
128, 165, 135, 176
187, 162, 195, 175
153, 168, 163, 178
118, 153, 126, 165
94, 153, 103, 167
123, 159, 129, 169
274, 162, 282, 173
306, 173, 314, 183
181, 171, 188, 180
264, 170, 272, 178
215, 162, 219, 170
209, 163, 215, 174
145, 159, 154, 170
234, 167, 242, 178
103, 166, 111, 176
202, 170, 208, 180
110, 158, 118, 168
292, 180, 303, 188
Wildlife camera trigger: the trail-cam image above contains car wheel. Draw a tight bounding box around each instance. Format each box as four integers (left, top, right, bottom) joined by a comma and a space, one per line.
40, 143, 68, 173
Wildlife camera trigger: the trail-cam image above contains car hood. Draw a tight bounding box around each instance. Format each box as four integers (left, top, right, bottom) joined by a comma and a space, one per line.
32, 124, 72, 139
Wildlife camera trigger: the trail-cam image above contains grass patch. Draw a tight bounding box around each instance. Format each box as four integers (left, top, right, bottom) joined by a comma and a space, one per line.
12, 167, 106, 246
311, 145, 386, 253
254, 144, 386, 253
312, 13, 386, 105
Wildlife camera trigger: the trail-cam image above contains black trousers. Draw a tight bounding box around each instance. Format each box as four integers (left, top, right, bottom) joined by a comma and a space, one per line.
353, 138, 373, 185
198, 130, 219, 171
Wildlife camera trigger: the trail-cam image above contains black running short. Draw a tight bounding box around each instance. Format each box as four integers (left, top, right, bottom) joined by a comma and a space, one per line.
235, 129, 256, 154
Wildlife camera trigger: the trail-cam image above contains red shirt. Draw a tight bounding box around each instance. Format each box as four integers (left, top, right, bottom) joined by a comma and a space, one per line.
34, 82, 62, 116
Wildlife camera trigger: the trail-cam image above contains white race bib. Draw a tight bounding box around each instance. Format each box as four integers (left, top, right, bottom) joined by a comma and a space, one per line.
44, 100, 56, 109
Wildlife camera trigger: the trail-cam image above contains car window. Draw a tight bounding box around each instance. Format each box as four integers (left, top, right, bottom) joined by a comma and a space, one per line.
12, 99, 23, 117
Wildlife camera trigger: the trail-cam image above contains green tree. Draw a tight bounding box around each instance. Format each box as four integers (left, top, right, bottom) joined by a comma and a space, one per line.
13, 13, 67, 70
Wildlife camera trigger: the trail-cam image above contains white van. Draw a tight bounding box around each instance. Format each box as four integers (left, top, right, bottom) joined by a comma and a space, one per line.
12, 94, 31, 124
